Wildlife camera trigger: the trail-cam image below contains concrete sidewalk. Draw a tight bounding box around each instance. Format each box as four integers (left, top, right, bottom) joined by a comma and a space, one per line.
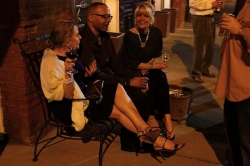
0, 2, 237, 164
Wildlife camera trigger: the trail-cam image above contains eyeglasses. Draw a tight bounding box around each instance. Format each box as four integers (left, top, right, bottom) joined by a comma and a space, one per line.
91, 14, 113, 20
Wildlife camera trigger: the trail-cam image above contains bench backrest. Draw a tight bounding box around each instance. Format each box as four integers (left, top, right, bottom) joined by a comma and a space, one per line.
13, 38, 53, 122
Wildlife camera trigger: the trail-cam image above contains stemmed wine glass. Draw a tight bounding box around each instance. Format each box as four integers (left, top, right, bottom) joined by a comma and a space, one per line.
138, 70, 149, 95
66, 46, 79, 75
162, 52, 170, 73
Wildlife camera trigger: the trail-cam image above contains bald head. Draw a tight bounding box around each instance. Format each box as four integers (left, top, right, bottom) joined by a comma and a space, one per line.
85, 2, 111, 36
87, 2, 108, 16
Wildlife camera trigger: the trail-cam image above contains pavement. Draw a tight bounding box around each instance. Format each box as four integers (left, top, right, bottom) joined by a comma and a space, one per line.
0, 3, 236, 166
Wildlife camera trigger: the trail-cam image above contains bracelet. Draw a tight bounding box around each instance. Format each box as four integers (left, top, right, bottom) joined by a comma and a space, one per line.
150, 63, 153, 69
64, 77, 73, 84
238, 28, 243, 35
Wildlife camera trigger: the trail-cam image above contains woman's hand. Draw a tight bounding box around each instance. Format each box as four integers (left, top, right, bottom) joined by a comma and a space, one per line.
64, 57, 76, 73
148, 58, 155, 64
85, 60, 97, 77
152, 62, 168, 69
64, 58, 75, 99
220, 14, 242, 35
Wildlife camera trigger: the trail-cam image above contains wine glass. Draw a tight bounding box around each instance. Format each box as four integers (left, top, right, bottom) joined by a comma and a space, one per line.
162, 52, 170, 73
66, 46, 79, 75
138, 71, 149, 95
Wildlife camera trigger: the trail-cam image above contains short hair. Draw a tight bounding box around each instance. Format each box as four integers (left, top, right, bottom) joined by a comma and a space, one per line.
134, 2, 155, 23
86, 2, 107, 15
46, 20, 75, 48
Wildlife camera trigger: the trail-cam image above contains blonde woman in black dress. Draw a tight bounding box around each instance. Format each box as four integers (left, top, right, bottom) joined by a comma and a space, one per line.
119, 2, 176, 142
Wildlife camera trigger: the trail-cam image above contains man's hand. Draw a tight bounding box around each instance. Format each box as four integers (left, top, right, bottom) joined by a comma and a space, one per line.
85, 60, 97, 77
130, 77, 149, 89
220, 14, 242, 35
212, 0, 221, 9
221, 0, 225, 8
141, 83, 149, 93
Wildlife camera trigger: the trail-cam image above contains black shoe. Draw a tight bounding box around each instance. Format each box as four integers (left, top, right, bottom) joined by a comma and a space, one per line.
202, 72, 215, 77
120, 135, 151, 153
192, 75, 204, 83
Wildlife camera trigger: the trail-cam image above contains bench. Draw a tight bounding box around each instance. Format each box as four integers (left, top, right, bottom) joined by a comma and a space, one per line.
13, 38, 118, 166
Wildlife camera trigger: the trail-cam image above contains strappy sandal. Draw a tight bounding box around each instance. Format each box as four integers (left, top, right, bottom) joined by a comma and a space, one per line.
137, 127, 161, 144
160, 128, 175, 141
155, 139, 185, 160
137, 127, 161, 155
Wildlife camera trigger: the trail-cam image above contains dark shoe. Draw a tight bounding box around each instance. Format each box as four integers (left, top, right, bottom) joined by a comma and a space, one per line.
139, 127, 161, 143
192, 75, 204, 83
166, 129, 175, 141
160, 128, 175, 141
155, 139, 185, 160
202, 72, 215, 77
137, 127, 161, 147
137, 127, 162, 156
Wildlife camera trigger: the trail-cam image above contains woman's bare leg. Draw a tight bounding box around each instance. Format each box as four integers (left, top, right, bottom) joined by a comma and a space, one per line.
109, 105, 138, 134
109, 84, 184, 150
147, 115, 159, 127
109, 105, 181, 150
112, 84, 149, 132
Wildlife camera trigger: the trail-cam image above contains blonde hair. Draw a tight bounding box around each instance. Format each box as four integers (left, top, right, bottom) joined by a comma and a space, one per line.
46, 20, 75, 49
134, 2, 155, 24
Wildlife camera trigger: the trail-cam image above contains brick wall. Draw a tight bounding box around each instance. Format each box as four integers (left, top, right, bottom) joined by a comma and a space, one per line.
0, 0, 71, 145
173, 0, 186, 28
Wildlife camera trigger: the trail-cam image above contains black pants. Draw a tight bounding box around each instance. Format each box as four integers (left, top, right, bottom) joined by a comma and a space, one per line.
120, 78, 156, 150
48, 98, 73, 123
148, 69, 170, 118
224, 98, 250, 166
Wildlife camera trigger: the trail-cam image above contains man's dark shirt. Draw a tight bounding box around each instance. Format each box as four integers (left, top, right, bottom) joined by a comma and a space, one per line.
78, 24, 155, 122
78, 24, 139, 86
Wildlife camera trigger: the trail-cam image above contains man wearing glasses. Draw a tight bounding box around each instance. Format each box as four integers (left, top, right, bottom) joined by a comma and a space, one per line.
78, 2, 156, 152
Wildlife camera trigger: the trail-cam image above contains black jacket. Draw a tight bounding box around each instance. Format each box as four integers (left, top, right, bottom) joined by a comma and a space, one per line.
78, 24, 139, 86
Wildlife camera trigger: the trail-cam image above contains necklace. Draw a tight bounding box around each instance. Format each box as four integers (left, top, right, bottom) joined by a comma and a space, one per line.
137, 27, 150, 48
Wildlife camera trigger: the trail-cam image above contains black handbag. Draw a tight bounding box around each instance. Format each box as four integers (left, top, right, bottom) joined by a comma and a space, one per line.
83, 79, 104, 104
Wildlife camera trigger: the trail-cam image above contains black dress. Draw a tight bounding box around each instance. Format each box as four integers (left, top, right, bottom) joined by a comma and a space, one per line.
49, 56, 117, 124
119, 26, 170, 117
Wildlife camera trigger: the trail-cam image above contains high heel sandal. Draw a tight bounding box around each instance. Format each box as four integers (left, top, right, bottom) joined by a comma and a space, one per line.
155, 139, 185, 160
138, 127, 185, 160
136, 127, 161, 155
137, 127, 161, 143
160, 128, 175, 141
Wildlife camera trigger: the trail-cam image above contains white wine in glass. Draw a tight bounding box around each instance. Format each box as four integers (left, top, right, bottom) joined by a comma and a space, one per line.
162, 52, 170, 73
